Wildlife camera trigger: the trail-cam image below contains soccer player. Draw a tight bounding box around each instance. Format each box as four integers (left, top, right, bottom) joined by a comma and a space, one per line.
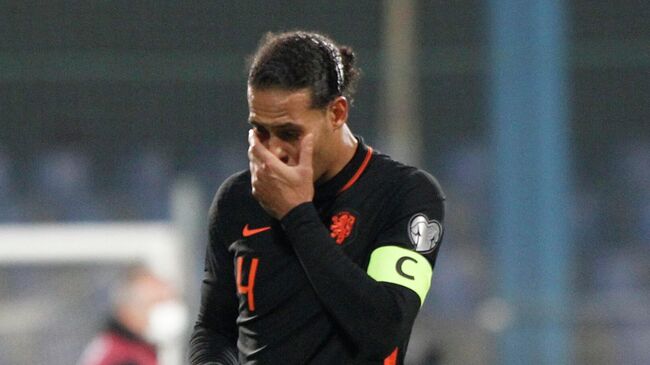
190, 31, 445, 365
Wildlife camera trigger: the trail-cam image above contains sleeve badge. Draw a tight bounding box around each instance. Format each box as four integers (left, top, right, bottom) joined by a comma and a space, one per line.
408, 213, 442, 253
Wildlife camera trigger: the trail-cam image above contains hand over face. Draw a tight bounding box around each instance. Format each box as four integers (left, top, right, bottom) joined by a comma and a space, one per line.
248, 130, 315, 219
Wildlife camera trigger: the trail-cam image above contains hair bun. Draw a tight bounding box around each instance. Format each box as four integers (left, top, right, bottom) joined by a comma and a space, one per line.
339, 46, 355, 66
338, 46, 360, 103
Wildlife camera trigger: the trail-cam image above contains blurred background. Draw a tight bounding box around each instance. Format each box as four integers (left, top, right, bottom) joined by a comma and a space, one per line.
0, 1, 648, 364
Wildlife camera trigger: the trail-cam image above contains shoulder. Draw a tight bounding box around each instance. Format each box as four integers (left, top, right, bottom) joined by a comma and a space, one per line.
369, 151, 445, 202
77, 334, 112, 365
77, 332, 132, 365
207, 170, 252, 234
213, 170, 251, 203
209, 170, 250, 213
368, 154, 446, 263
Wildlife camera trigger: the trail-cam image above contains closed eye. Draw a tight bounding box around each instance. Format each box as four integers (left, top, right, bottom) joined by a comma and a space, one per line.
277, 129, 301, 141
249, 121, 302, 142
250, 122, 270, 139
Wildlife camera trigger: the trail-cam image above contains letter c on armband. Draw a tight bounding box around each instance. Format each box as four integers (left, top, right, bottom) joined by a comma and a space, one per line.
395, 256, 417, 280
366, 246, 433, 306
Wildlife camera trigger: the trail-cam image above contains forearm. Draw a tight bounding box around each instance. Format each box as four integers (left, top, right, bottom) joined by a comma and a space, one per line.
281, 203, 419, 357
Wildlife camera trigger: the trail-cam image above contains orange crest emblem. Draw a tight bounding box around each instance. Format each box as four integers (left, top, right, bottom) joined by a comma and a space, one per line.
329, 211, 356, 245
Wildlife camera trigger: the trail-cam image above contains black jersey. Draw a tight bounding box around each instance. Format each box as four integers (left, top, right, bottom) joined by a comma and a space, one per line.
190, 138, 445, 365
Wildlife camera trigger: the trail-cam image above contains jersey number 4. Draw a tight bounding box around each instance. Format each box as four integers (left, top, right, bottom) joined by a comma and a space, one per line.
236, 256, 259, 312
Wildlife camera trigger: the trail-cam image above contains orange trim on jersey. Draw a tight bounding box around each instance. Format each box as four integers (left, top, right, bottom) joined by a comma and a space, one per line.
384, 347, 398, 365
338, 146, 373, 194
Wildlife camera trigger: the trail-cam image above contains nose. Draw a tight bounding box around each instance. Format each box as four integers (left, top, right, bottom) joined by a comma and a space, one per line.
266, 135, 290, 164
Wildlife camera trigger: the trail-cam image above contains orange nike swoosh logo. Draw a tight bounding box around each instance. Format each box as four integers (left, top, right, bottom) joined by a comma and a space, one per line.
242, 224, 271, 237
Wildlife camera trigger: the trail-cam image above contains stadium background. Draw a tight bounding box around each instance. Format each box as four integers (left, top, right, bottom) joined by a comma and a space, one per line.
0, 1, 649, 364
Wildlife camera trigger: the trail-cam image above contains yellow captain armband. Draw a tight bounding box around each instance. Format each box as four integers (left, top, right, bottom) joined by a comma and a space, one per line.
366, 246, 433, 306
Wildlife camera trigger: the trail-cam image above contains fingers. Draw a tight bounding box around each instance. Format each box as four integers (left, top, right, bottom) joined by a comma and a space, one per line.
247, 129, 257, 164
248, 129, 285, 172
298, 133, 314, 168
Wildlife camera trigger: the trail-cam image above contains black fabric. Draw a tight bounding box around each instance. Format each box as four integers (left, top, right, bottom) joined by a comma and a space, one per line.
190, 138, 445, 365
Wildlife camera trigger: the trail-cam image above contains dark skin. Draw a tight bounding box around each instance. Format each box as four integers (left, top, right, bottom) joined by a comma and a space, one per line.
247, 87, 357, 219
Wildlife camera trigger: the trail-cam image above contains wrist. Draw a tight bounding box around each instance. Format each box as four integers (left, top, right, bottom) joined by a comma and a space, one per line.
276, 192, 313, 219
280, 202, 317, 226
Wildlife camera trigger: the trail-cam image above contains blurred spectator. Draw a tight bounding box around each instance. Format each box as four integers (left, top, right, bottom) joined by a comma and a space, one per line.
77, 266, 187, 365
120, 147, 173, 220
32, 148, 107, 221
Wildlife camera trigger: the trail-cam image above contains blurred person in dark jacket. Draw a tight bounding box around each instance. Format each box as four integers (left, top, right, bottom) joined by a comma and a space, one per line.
77, 266, 187, 365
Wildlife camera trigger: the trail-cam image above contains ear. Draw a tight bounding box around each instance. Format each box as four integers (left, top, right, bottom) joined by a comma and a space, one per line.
328, 96, 349, 130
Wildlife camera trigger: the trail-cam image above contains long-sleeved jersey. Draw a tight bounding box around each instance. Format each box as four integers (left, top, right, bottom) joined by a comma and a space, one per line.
190, 138, 445, 365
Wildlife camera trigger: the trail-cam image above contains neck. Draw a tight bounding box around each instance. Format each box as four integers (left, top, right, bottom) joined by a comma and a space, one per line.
320, 125, 358, 182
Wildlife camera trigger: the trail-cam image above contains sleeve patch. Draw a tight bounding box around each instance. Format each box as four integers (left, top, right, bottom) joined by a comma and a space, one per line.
367, 246, 433, 306
408, 213, 442, 253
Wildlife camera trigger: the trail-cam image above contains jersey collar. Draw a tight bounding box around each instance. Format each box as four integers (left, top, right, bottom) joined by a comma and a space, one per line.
314, 136, 373, 204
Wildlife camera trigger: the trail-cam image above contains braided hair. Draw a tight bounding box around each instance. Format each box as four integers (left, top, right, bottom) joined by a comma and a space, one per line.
248, 31, 361, 109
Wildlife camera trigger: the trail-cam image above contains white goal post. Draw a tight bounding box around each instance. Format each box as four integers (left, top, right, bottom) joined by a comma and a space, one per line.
0, 223, 184, 283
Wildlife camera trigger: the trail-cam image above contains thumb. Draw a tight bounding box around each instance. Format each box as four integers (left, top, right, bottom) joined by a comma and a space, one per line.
299, 133, 314, 169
